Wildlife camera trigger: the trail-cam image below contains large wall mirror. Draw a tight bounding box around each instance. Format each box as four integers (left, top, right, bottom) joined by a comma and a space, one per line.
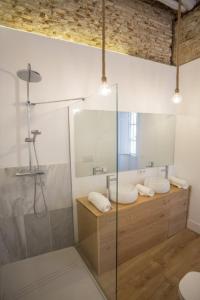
74, 110, 176, 177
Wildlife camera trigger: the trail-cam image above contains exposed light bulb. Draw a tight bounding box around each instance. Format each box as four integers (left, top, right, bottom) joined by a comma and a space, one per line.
99, 81, 111, 96
172, 91, 183, 104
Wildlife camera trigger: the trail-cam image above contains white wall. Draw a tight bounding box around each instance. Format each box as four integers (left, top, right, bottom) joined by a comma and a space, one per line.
0, 26, 176, 169
175, 58, 200, 233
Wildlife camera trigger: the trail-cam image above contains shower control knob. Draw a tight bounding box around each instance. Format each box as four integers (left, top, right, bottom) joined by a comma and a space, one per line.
25, 137, 33, 142
31, 130, 41, 135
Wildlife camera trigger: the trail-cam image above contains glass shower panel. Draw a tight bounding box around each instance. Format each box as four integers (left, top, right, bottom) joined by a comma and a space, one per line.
117, 111, 178, 300
0, 82, 118, 300
71, 84, 118, 300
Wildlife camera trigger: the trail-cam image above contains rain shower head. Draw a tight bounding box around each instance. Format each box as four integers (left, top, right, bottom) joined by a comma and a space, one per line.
17, 64, 42, 83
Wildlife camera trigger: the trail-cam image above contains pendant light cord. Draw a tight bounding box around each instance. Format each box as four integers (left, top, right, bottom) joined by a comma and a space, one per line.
176, 0, 181, 93
102, 0, 107, 83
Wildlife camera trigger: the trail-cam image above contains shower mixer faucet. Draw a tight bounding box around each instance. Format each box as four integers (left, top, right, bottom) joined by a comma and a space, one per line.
25, 130, 42, 143
16, 64, 47, 218
31, 130, 42, 142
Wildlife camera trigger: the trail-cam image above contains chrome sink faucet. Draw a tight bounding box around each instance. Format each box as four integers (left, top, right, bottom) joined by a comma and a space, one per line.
106, 175, 117, 201
161, 165, 169, 179
146, 161, 154, 168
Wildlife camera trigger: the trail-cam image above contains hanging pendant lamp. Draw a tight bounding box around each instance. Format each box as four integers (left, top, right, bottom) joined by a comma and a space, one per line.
99, 0, 111, 96
172, 0, 183, 104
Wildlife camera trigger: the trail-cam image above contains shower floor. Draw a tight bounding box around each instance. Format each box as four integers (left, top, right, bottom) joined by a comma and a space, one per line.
0, 247, 106, 300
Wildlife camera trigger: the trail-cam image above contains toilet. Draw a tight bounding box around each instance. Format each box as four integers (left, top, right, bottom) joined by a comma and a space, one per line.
179, 272, 200, 300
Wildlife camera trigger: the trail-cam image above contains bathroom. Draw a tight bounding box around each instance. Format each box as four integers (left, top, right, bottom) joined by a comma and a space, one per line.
0, 0, 200, 299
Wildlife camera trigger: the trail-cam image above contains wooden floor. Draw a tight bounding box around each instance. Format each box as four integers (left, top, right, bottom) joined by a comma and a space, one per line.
118, 229, 200, 300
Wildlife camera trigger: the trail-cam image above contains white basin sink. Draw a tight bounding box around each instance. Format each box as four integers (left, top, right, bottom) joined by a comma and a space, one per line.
144, 177, 170, 194
109, 184, 138, 204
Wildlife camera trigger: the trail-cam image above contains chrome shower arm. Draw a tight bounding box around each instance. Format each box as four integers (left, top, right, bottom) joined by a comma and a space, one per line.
30, 97, 86, 106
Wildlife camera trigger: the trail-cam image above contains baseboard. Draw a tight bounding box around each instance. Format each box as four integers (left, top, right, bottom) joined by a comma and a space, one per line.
187, 219, 200, 234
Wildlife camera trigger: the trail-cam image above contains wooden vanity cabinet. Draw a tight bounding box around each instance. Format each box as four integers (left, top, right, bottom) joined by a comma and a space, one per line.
77, 186, 190, 274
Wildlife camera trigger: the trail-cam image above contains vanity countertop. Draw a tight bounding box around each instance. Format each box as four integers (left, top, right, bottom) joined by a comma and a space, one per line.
76, 185, 190, 217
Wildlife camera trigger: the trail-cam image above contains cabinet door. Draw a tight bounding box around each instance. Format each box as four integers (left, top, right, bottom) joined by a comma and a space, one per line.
77, 203, 99, 272
168, 189, 189, 237
118, 198, 168, 264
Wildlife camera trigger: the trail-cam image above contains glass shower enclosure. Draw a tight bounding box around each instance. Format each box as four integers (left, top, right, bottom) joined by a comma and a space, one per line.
0, 79, 118, 300
69, 84, 119, 300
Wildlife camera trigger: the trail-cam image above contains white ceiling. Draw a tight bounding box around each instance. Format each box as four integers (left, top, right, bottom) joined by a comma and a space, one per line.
157, 0, 199, 11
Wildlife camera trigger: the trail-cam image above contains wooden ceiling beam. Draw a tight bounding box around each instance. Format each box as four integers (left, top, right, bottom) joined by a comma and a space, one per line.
156, 0, 198, 11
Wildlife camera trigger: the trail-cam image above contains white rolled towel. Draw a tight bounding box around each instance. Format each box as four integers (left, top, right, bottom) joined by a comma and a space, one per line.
169, 176, 189, 190
136, 184, 155, 197
88, 192, 112, 213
